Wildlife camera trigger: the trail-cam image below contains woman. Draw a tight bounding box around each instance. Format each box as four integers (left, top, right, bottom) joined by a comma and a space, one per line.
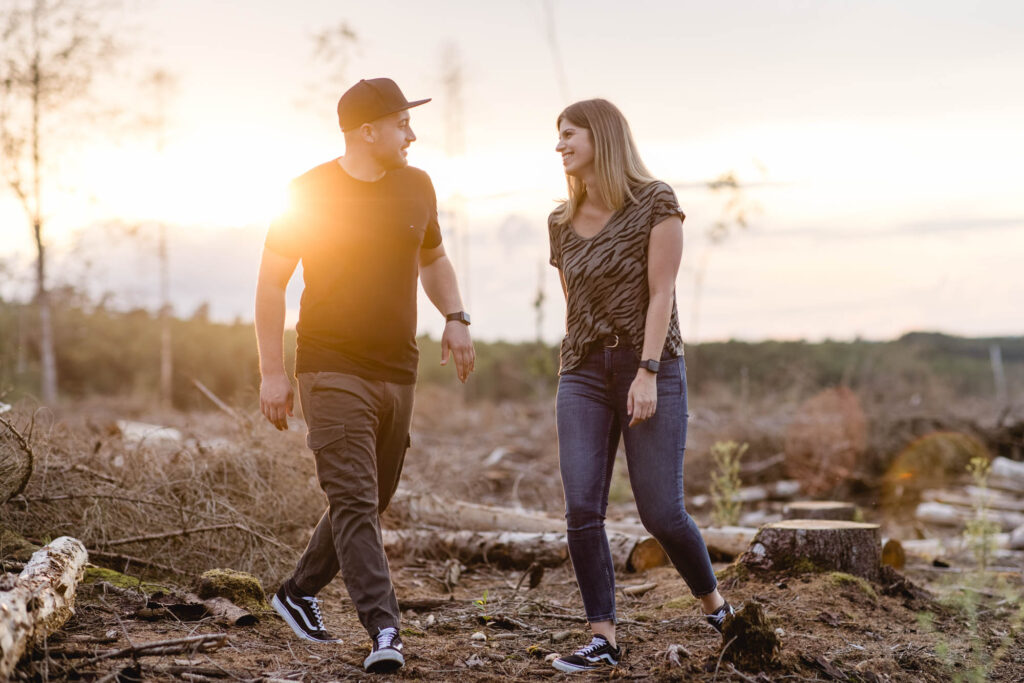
548, 99, 733, 674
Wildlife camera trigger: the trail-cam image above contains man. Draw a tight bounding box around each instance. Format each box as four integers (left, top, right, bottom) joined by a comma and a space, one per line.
255, 77, 474, 674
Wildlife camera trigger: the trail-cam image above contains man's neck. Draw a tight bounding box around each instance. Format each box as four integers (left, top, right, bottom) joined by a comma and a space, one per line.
337, 153, 388, 182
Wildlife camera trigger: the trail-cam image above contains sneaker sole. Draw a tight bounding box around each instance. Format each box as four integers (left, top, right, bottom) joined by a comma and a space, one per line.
552, 659, 598, 673
364, 649, 405, 673
553, 658, 618, 673
270, 594, 342, 644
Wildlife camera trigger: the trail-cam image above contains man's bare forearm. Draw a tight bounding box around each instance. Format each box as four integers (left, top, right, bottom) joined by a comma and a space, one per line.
420, 254, 464, 315
255, 281, 288, 377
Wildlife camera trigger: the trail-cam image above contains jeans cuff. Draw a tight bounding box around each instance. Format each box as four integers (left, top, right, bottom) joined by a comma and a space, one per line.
691, 580, 719, 598
585, 612, 617, 624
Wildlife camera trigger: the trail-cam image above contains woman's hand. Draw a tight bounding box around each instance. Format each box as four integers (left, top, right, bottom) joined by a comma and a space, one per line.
627, 370, 658, 427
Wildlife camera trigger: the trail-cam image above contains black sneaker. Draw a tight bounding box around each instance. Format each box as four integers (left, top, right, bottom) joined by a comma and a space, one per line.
552, 634, 621, 673
364, 626, 405, 673
705, 600, 736, 634
271, 582, 342, 644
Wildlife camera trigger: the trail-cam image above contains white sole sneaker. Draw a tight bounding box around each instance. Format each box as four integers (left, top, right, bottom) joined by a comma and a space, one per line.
271, 594, 342, 644
364, 647, 405, 673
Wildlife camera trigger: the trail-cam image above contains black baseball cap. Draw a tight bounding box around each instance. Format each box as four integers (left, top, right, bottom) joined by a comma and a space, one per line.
337, 78, 431, 132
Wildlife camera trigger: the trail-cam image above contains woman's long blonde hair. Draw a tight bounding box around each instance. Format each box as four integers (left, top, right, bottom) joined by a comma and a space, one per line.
551, 98, 657, 228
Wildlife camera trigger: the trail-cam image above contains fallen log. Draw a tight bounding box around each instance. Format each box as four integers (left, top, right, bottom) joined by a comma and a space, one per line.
915, 502, 1024, 531
689, 480, 802, 509
383, 529, 567, 570
739, 520, 881, 580
0, 536, 88, 677
391, 492, 757, 561
922, 488, 1024, 513
897, 534, 1011, 562
382, 529, 670, 572
782, 501, 856, 521
990, 457, 1024, 487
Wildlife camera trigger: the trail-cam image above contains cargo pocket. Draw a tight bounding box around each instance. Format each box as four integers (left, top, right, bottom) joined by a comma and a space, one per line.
305, 424, 346, 453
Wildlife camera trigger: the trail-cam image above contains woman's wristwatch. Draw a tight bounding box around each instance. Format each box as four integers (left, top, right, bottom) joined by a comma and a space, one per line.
446, 311, 471, 325
639, 359, 660, 373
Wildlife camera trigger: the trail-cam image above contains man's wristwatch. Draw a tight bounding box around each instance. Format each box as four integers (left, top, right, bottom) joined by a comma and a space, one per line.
639, 359, 660, 374
446, 311, 471, 326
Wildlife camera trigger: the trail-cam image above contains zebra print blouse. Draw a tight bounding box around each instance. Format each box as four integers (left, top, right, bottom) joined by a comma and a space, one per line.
548, 180, 686, 374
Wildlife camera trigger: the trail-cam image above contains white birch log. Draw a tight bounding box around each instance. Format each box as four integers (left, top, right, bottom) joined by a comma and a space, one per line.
0, 536, 88, 677
922, 488, 1024, 513
915, 502, 1024, 531
989, 457, 1024, 491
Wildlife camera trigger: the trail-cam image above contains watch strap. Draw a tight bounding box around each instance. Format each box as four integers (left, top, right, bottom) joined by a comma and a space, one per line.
446, 311, 471, 325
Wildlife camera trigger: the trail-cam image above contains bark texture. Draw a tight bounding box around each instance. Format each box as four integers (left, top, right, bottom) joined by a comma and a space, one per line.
0, 536, 88, 676
740, 520, 881, 580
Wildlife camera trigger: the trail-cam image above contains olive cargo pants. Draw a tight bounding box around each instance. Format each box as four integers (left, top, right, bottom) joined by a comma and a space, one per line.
290, 371, 414, 636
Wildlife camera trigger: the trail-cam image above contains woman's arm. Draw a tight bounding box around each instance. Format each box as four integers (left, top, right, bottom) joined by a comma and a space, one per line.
627, 215, 684, 426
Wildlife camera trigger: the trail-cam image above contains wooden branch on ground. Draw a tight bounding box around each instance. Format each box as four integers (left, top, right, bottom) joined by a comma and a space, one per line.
0, 536, 88, 677
0, 414, 33, 504
88, 633, 228, 662
87, 550, 182, 574
98, 522, 291, 553
192, 378, 242, 422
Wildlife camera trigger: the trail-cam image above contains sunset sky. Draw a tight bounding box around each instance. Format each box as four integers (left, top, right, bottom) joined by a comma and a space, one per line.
1, 0, 1022, 344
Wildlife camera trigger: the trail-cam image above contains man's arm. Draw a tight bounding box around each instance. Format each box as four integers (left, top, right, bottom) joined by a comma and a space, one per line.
255, 247, 300, 430
419, 243, 475, 383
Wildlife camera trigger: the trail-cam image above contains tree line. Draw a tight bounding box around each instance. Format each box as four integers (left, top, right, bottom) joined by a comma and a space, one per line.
1, 295, 1019, 409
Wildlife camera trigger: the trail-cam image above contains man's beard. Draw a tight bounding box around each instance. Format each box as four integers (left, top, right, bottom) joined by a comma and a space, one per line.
373, 147, 408, 171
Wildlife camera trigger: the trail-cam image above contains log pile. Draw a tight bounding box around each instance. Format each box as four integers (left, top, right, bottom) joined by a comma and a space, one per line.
0, 536, 88, 677
909, 456, 1024, 562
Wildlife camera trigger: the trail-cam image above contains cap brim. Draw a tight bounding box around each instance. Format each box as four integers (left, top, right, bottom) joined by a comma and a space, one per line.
374, 98, 432, 122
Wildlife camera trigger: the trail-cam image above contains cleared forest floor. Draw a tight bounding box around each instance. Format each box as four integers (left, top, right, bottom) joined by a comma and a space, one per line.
4, 387, 1022, 681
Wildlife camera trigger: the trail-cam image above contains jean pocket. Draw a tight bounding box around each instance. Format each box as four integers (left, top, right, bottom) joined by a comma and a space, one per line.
306, 424, 346, 452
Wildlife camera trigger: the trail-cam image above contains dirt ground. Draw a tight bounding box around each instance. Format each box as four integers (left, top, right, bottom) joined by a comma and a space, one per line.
5, 389, 1024, 681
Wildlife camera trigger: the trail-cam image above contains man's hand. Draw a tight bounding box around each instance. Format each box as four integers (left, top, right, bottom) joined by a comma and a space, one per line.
260, 373, 294, 431
627, 371, 658, 427
440, 321, 475, 383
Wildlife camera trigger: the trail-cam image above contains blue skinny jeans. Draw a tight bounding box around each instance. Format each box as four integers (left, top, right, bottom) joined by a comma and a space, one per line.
556, 347, 718, 623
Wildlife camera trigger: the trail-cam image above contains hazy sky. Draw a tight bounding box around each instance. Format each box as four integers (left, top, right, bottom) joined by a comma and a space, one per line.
2, 0, 1022, 343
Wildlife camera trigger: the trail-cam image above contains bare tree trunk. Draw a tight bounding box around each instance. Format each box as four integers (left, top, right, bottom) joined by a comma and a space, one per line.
30, 20, 56, 405
159, 223, 172, 408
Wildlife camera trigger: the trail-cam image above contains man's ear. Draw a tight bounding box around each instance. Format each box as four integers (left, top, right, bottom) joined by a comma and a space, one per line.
358, 122, 376, 143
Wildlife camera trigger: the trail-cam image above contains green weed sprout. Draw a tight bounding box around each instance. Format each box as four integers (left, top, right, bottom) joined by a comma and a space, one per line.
710, 440, 747, 527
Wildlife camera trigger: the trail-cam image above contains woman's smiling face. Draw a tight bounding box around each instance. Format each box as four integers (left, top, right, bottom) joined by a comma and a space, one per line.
556, 118, 595, 178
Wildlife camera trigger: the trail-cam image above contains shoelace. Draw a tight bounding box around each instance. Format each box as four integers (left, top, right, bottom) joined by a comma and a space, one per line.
376, 627, 398, 649
302, 596, 327, 630
575, 636, 607, 657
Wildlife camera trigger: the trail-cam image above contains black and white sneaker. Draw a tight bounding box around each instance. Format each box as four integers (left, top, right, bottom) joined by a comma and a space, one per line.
705, 600, 736, 634
364, 626, 405, 673
271, 582, 342, 644
552, 634, 621, 673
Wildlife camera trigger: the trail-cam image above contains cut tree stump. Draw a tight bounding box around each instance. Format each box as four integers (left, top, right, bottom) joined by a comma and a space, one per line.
0, 536, 88, 677
739, 520, 881, 580
782, 501, 857, 521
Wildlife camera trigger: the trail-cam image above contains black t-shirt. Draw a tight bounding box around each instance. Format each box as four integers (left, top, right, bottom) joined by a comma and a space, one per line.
265, 160, 442, 384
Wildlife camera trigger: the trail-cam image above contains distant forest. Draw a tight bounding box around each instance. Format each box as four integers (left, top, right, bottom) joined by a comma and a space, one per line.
0, 293, 1020, 409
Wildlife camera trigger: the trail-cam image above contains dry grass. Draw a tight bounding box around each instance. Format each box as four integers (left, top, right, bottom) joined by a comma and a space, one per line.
1, 403, 323, 585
